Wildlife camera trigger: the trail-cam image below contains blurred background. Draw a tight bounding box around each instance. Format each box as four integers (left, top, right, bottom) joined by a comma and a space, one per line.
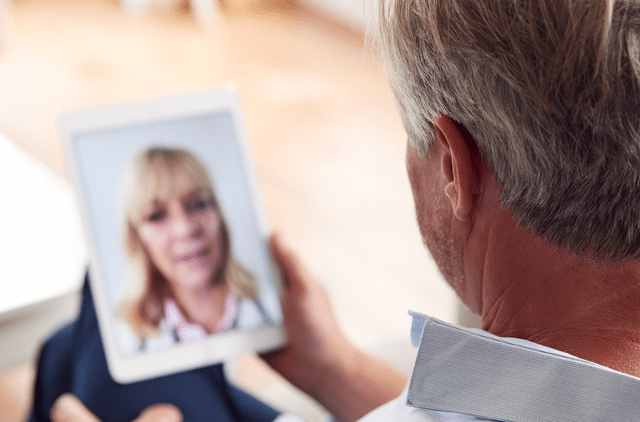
0, 0, 476, 421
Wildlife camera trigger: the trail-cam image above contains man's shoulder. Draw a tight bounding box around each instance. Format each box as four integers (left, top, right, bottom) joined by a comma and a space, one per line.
357, 386, 491, 422
356, 390, 401, 422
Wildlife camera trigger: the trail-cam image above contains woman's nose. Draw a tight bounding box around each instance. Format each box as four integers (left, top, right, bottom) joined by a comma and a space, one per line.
170, 208, 199, 237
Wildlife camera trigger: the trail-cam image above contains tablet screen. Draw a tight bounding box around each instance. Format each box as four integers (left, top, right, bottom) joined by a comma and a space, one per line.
63, 88, 285, 382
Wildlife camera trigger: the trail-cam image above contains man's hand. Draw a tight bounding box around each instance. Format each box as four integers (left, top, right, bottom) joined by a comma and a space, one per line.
264, 235, 407, 422
50, 394, 183, 422
263, 234, 355, 396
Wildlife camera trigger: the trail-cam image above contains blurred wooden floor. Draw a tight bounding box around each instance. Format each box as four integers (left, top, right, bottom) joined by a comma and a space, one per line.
0, 0, 458, 421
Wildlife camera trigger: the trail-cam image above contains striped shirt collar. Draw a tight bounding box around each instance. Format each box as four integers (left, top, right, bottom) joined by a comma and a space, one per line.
408, 312, 640, 422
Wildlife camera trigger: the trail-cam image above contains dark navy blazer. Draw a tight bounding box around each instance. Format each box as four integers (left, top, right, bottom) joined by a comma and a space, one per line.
29, 273, 280, 422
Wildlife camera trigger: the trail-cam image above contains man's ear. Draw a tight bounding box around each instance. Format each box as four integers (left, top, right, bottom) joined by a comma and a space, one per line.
433, 115, 480, 221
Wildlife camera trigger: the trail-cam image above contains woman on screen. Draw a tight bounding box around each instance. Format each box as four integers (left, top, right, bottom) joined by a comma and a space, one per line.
117, 146, 273, 353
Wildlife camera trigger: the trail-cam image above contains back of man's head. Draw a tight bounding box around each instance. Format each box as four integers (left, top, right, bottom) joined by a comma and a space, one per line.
377, 0, 640, 259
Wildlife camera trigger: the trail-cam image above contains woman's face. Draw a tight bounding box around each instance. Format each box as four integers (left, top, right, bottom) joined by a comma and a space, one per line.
136, 187, 223, 291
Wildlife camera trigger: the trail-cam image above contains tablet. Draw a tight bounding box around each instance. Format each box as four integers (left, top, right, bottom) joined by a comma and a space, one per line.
61, 86, 286, 384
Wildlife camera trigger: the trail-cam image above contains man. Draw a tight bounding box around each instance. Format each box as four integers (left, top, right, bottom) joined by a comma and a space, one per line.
51, 0, 640, 421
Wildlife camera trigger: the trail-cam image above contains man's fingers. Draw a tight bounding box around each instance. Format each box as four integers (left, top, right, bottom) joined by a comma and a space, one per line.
270, 234, 306, 293
50, 394, 101, 422
134, 404, 183, 422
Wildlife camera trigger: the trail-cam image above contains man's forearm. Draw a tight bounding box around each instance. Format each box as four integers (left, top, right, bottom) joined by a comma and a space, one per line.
311, 345, 407, 422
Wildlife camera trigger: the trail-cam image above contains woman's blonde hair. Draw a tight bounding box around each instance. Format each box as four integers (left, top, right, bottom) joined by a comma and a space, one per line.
119, 146, 257, 337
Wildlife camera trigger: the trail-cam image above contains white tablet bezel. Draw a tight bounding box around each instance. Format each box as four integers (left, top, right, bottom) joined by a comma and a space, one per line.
61, 86, 286, 384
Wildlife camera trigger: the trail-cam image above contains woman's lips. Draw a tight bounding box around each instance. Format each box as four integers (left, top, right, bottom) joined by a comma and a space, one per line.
177, 246, 210, 262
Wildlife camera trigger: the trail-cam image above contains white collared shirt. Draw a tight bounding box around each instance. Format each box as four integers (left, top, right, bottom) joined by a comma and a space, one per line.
359, 312, 640, 422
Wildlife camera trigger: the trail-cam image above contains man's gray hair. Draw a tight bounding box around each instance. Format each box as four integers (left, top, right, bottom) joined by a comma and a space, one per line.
376, 0, 640, 259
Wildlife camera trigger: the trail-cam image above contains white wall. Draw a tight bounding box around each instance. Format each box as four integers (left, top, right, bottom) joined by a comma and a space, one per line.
300, 0, 368, 32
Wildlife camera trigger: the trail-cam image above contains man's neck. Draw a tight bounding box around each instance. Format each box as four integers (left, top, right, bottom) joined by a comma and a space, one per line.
478, 219, 640, 377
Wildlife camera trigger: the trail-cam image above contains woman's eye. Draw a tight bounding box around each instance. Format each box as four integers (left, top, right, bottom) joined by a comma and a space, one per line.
187, 198, 209, 211
148, 210, 165, 222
